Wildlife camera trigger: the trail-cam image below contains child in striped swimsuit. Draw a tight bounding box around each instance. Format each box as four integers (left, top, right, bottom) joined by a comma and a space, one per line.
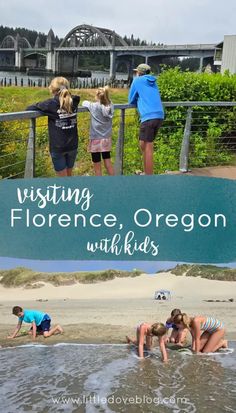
173, 313, 227, 353
200, 316, 224, 333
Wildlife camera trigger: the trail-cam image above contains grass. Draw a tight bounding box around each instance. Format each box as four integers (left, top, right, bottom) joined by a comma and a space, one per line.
0, 267, 143, 288
160, 264, 236, 281
0, 87, 129, 111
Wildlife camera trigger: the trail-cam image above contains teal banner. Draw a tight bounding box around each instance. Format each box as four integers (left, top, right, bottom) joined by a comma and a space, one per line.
0, 175, 235, 262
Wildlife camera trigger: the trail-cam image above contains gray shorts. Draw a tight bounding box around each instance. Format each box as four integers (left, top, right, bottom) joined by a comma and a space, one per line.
139, 118, 163, 142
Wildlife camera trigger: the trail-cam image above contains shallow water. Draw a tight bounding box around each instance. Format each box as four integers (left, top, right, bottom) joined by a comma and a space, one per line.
0, 342, 235, 413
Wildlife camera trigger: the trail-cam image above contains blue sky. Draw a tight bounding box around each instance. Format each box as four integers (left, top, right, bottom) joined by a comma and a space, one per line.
0, 0, 235, 44
0, 258, 176, 273
0, 258, 235, 273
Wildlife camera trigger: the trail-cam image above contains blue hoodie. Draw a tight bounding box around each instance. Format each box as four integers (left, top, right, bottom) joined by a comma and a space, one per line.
128, 75, 164, 123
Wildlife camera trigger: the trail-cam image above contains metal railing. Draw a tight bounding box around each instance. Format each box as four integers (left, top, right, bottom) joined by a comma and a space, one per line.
0, 101, 236, 178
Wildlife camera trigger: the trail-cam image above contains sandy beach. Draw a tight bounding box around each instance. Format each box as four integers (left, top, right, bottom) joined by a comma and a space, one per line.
1, 272, 236, 346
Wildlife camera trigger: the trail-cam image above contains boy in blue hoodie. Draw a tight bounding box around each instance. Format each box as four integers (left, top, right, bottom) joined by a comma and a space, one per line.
128, 64, 164, 175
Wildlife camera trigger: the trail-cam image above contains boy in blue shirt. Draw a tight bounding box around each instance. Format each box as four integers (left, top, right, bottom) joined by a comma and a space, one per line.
8, 306, 63, 340
128, 63, 164, 175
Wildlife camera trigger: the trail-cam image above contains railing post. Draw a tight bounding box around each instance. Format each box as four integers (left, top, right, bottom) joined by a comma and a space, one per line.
179, 107, 192, 172
114, 108, 125, 175
24, 118, 36, 178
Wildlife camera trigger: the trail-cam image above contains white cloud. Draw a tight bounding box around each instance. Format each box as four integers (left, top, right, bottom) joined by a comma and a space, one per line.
0, 0, 235, 43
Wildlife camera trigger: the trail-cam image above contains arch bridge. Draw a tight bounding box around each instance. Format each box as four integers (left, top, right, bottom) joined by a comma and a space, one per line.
0, 25, 217, 77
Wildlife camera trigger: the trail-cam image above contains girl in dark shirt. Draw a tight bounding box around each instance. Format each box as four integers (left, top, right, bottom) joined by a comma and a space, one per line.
27, 77, 80, 177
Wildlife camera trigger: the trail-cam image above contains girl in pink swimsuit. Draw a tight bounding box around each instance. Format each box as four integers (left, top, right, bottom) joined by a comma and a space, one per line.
126, 322, 168, 361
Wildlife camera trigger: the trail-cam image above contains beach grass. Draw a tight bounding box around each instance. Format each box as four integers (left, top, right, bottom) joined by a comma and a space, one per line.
1, 264, 236, 288
0, 267, 142, 288
162, 264, 236, 281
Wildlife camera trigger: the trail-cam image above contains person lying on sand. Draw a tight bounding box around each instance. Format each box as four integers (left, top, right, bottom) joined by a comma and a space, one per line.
173, 313, 228, 353
7, 306, 63, 340
126, 322, 168, 361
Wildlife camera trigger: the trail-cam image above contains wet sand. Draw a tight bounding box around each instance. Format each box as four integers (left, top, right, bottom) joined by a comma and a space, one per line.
1, 272, 236, 347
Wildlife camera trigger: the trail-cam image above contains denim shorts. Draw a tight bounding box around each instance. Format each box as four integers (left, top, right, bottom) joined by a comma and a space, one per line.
50, 149, 77, 172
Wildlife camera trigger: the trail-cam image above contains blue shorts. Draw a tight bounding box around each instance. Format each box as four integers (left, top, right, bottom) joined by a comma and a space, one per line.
31, 314, 51, 332
51, 149, 77, 172
166, 322, 179, 331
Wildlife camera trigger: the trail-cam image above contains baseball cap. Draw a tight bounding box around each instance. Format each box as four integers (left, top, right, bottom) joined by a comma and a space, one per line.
133, 63, 151, 74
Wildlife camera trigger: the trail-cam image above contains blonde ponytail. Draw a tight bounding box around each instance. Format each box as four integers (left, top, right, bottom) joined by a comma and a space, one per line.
49, 77, 73, 113
173, 313, 191, 328
96, 86, 111, 106
58, 88, 73, 114
182, 313, 191, 328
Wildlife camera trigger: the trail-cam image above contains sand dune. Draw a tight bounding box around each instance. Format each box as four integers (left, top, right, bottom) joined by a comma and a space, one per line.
0, 272, 235, 301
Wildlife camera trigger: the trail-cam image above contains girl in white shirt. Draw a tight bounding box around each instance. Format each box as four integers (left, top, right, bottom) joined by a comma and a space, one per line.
82, 86, 114, 176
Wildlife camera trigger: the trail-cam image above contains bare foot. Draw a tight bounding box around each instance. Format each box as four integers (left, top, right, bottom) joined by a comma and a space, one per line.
57, 326, 64, 334
126, 336, 131, 344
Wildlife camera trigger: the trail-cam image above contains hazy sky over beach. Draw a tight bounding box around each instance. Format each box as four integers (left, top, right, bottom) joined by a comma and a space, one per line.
0, 0, 235, 44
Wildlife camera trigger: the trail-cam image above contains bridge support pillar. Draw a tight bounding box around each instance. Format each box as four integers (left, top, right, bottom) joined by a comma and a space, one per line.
15, 50, 23, 69
54, 51, 60, 74
199, 56, 204, 72
73, 54, 79, 73
46, 51, 56, 72
109, 51, 117, 80
127, 56, 135, 83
